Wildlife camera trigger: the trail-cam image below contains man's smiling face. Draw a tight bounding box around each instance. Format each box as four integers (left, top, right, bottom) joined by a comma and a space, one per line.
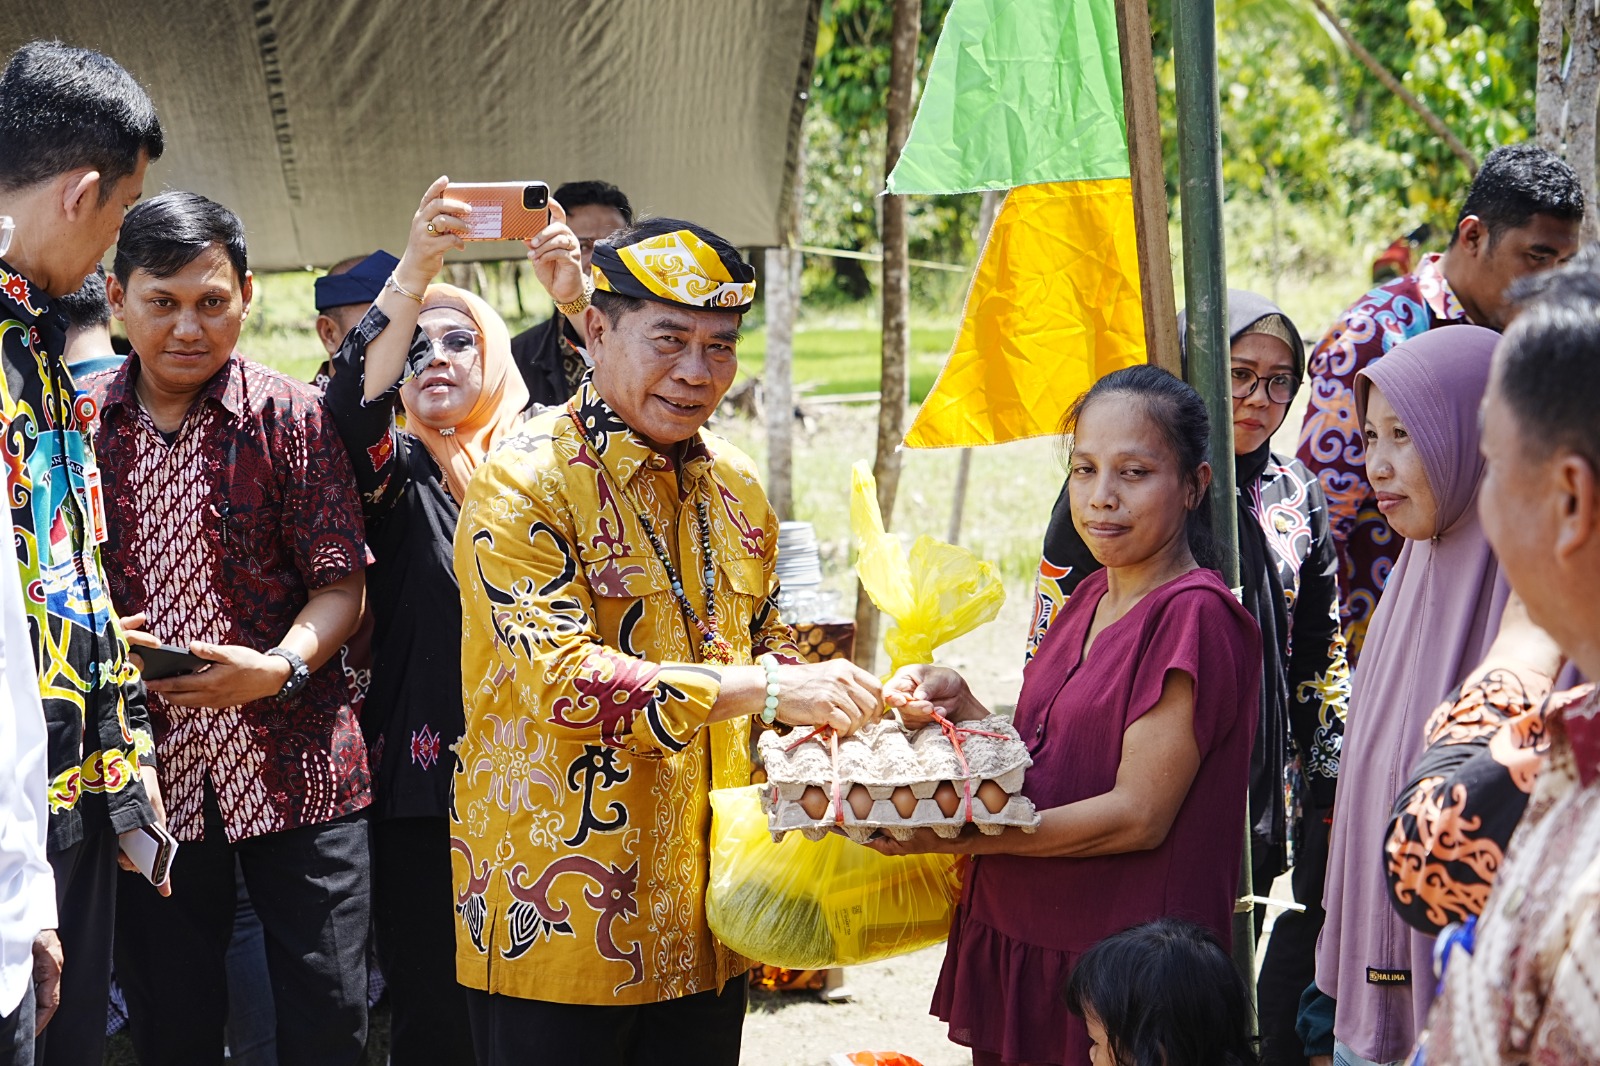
587, 302, 741, 450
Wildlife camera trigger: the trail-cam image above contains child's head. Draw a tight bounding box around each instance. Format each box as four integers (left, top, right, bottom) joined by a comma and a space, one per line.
1064, 918, 1258, 1066
1062, 365, 1218, 574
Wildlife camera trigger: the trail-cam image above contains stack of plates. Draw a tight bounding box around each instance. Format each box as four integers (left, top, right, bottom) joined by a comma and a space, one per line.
776, 521, 824, 590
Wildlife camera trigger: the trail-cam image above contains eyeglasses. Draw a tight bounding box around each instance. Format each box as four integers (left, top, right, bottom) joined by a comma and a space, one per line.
428, 329, 480, 360
1231, 367, 1298, 405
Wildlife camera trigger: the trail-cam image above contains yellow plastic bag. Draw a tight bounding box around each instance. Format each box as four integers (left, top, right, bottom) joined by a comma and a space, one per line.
850, 461, 1006, 673
706, 786, 965, 969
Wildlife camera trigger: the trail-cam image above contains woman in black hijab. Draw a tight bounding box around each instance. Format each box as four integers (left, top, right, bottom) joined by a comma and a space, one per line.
1029, 292, 1349, 1066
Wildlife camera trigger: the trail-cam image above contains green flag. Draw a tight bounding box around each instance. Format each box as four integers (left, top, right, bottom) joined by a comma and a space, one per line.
887, 0, 1130, 195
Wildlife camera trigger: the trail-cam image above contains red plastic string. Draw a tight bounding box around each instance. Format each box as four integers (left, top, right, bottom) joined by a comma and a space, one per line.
783, 725, 847, 823
931, 712, 1008, 823
829, 730, 845, 824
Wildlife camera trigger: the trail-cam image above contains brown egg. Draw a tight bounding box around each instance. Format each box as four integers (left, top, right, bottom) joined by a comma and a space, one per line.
890, 786, 918, 819
798, 786, 830, 821
933, 781, 961, 818
976, 780, 1009, 814
847, 784, 874, 820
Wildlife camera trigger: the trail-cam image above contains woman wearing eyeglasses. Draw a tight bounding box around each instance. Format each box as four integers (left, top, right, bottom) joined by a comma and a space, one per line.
1030, 291, 1350, 1066
322, 177, 584, 1065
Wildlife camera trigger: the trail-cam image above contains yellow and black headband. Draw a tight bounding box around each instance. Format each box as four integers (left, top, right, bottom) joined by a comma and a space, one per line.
592, 219, 756, 315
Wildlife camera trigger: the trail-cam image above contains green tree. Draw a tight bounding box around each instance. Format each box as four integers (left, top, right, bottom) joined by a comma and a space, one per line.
805, 0, 977, 309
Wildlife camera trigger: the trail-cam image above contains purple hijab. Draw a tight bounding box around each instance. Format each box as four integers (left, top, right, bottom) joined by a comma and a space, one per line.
1314, 325, 1510, 1063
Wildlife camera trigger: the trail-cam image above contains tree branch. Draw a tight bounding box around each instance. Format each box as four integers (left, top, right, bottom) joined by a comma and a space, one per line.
1305, 0, 1478, 175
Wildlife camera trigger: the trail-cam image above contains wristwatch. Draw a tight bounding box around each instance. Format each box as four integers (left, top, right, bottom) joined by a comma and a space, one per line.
265, 647, 311, 699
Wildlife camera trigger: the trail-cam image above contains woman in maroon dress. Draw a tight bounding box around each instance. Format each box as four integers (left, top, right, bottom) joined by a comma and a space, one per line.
874, 365, 1262, 1066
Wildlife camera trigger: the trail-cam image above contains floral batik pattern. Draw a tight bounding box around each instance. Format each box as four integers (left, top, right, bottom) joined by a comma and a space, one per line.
1294, 252, 1467, 661
1385, 670, 1592, 935
87, 356, 372, 842
449, 378, 801, 1005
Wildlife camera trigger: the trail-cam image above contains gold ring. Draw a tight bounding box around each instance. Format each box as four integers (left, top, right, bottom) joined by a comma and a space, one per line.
426, 221, 437, 234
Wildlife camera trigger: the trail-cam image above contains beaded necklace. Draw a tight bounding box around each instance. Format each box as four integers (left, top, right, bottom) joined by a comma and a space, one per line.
568, 409, 735, 665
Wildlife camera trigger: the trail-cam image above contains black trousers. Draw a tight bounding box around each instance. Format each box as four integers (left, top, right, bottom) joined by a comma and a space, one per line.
371, 816, 473, 1066
464, 975, 747, 1066
0, 982, 34, 1066
35, 827, 118, 1066
1257, 807, 1333, 1066
115, 788, 371, 1066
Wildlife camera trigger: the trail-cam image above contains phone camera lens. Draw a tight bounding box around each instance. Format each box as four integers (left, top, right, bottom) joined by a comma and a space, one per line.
523, 185, 548, 211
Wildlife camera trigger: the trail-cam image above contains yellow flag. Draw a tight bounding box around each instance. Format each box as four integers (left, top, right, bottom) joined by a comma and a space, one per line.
904, 180, 1147, 449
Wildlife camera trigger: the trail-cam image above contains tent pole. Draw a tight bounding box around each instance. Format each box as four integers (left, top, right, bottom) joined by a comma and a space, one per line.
1173, 0, 1253, 993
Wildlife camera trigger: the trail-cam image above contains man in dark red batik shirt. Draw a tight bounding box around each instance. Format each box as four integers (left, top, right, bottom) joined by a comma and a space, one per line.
85, 191, 373, 1066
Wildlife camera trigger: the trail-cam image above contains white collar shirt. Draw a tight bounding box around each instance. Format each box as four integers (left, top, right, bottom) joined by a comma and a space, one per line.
0, 494, 55, 1015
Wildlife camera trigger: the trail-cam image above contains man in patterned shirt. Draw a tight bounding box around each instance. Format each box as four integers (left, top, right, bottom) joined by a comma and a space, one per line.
87, 191, 373, 1065
1296, 144, 1583, 659
452, 218, 883, 1065
0, 41, 165, 1066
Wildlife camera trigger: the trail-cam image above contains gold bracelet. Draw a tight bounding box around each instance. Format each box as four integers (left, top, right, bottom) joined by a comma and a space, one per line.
387, 274, 424, 304
554, 276, 594, 317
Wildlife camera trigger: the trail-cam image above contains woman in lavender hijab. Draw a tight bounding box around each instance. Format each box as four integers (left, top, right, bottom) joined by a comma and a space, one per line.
1305, 325, 1510, 1066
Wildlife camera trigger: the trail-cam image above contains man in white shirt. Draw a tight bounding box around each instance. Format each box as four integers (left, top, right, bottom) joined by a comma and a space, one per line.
0, 489, 59, 1065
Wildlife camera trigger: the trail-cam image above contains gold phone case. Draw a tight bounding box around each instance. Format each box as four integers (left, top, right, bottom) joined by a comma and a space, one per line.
445, 181, 551, 241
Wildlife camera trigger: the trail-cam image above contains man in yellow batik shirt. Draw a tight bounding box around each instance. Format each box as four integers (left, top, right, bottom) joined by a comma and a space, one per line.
451, 217, 884, 1065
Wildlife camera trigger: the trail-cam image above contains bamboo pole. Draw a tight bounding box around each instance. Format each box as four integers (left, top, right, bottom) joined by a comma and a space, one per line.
764, 146, 806, 521
1172, 0, 1253, 990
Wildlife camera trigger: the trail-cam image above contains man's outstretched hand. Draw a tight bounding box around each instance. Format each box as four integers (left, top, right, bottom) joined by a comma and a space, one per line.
772, 659, 884, 736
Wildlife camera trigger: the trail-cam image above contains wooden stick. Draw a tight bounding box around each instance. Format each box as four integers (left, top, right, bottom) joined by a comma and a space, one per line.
855, 0, 923, 671
1115, 0, 1182, 375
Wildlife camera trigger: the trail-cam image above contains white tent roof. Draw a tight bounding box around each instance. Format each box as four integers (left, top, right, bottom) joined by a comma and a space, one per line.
6, 0, 817, 270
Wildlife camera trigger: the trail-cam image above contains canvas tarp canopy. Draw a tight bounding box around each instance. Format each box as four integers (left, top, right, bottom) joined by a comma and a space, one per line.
3, 0, 818, 270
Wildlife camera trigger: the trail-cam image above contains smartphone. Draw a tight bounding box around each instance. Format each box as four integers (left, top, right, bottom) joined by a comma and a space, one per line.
443, 181, 551, 241
137, 642, 208, 681
119, 822, 178, 887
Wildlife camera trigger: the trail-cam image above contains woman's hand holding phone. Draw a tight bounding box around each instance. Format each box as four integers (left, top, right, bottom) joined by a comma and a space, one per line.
396, 175, 471, 295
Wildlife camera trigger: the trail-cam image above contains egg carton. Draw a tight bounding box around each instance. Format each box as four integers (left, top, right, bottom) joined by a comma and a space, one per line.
757, 716, 1040, 843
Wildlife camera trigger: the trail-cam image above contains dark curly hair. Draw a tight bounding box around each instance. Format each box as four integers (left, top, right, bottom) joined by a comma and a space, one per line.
1453, 143, 1585, 246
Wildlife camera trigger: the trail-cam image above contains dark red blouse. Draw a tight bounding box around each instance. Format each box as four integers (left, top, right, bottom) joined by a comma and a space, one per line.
933, 567, 1261, 1066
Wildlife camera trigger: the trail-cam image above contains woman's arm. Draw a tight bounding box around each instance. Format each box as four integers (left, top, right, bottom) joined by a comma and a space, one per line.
871, 669, 1203, 859
360, 176, 469, 402
323, 306, 420, 514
